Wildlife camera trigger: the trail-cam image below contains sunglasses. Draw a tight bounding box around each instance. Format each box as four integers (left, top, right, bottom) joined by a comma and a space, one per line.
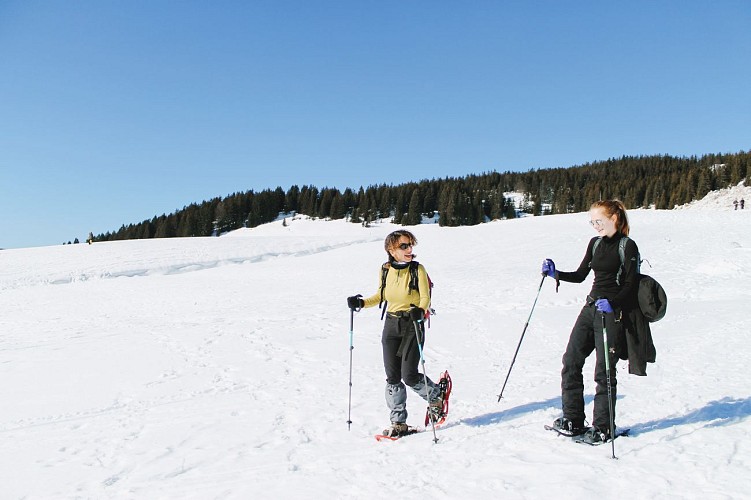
398, 242, 414, 250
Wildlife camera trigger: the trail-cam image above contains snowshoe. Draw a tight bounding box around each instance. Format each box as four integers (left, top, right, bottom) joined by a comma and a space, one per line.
575, 426, 611, 446
545, 417, 587, 437
375, 423, 421, 441
425, 370, 452, 426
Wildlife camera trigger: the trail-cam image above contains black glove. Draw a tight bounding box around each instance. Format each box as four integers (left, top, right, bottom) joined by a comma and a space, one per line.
347, 294, 364, 310
409, 307, 425, 322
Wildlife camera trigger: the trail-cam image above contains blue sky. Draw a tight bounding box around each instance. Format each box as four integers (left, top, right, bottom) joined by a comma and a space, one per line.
1, 1, 749, 249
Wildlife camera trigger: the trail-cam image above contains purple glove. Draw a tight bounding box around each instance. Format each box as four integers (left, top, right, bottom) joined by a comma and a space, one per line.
595, 298, 613, 313
541, 259, 556, 278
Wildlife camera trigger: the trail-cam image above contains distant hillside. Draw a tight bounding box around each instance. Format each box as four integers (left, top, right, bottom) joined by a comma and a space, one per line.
94, 150, 750, 242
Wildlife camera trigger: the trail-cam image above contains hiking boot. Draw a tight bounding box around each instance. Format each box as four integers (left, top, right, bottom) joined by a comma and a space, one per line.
427, 397, 444, 423
382, 422, 410, 437
552, 417, 586, 436
577, 426, 612, 444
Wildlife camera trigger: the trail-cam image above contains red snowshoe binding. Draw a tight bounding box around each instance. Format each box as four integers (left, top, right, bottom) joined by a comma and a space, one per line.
425, 370, 452, 426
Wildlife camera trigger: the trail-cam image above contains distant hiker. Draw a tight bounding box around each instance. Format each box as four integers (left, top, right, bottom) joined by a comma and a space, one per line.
541, 200, 639, 444
347, 230, 449, 438
741, 199, 745, 210
734, 199, 739, 210
87, 232, 94, 245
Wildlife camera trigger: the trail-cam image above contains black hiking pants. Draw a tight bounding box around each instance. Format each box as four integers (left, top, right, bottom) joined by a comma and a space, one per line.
382, 314, 422, 386
381, 315, 440, 423
561, 302, 621, 430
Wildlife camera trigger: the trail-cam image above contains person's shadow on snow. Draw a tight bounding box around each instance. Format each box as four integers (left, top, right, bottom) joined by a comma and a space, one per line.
628, 396, 751, 436
450, 395, 751, 434
457, 396, 579, 428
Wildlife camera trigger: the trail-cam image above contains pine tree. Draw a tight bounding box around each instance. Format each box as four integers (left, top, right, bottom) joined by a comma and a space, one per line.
393, 189, 406, 224
178, 208, 199, 237
285, 185, 300, 214
696, 167, 712, 198
472, 191, 484, 224
247, 197, 262, 228
442, 187, 460, 227
404, 189, 422, 225
730, 159, 742, 186
329, 192, 346, 220
505, 198, 517, 219
490, 189, 504, 220
422, 186, 436, 218
378, 186, 392, 220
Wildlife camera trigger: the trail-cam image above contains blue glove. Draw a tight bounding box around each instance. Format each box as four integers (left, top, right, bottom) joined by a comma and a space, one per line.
595, 298, 613, 313
541, 259, 556, 278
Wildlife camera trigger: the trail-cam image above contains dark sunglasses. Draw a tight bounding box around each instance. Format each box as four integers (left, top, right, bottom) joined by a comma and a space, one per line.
398, 242, 413, 250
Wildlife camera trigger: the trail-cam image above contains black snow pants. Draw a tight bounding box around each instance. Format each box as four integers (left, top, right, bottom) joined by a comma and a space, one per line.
561, 300, 621, 430
382, 314, 439, 423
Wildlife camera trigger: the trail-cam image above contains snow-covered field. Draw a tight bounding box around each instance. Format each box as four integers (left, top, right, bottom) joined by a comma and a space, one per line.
2, 190, 750, 499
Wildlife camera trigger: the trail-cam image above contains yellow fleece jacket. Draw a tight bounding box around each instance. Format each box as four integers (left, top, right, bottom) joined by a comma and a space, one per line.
362, 262, 430, 313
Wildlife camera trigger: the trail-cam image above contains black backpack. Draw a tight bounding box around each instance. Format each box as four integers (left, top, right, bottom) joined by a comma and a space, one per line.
378, 261, 435, 325
593, 236, 667, 322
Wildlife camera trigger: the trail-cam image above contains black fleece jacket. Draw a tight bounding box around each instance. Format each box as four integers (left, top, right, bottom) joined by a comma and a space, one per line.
557, 233, 639, 309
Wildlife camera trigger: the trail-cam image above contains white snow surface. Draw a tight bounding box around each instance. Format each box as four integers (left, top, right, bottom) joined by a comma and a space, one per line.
2, 198, 750, 498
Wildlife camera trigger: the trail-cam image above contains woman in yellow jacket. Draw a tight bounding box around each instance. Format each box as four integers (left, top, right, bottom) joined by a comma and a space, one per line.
347, 230, 445, 438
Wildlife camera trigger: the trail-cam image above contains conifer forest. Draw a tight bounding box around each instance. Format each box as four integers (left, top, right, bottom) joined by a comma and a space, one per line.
94, 151, 750, 242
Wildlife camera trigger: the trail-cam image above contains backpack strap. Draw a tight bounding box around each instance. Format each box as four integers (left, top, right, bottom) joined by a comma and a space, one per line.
379, 262, 390, 320
408, 261, 420, 293
409, 260, 435, 327
616, 237, 627, 286
592, 237, 602, 258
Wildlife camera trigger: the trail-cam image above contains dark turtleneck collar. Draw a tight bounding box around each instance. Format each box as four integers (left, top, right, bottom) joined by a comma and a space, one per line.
601, 232, 625, 242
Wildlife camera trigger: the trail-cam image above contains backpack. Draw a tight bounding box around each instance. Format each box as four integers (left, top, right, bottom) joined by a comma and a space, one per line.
592, 236, 667, 322
378, 261, 435, 326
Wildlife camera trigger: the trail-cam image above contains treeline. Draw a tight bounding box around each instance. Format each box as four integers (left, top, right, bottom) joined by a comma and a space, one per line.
94, 151, 750, 242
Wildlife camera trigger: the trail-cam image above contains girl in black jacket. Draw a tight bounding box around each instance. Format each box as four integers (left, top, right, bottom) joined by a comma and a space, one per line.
542, 200, 639, 444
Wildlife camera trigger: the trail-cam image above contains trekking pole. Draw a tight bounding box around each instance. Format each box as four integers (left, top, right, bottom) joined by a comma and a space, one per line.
601, 312, 617, 459
347, 307, 355, 430
413, 320, 439, 443
497, 274, 546, 401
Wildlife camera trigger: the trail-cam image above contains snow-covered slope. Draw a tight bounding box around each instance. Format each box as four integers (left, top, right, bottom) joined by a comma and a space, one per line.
678, 180, 750, 211
1, 199, 750, 498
